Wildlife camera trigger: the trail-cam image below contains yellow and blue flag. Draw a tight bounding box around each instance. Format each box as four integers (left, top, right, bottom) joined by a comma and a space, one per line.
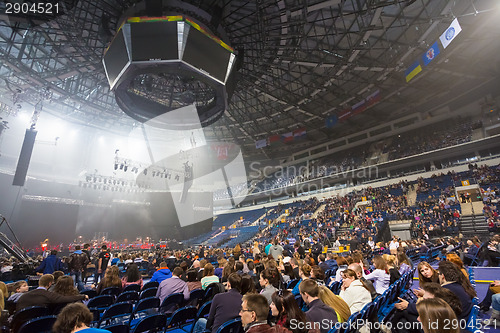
422, 41, 440, 66
405, 60, 422, 82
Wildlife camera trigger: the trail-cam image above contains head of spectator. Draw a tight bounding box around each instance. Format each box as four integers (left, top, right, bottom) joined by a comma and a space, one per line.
271, 289, 308, 331
290, 258, 299, 269
53, 271, 65, 284
318, 254, 325, 263
437, 261, 476, 299
192, 260, 200, 269
397, 252, 412, 267
416, 298, 460, 333
203, 263, 215, 277
347, 264, 363, 279
53, 276, 79, 296
418, 261, 439, 283
180, 261, 188, 272
228, 272, 242, 292
283, 262, 296, 280
336, 256, 347, 267
310, 265, 325, 281
299, 279, 319, 305
124, 263, 141, 283
445, 254, 466, 275
186, 269, 198, 282
260, 267, 280, 289
173, 266, 184, 277
235, 261, 244, 273
240, 294, 269, 327
373, 255, 389, 273
12, 280, 29, 294
298, 264, 311, 280
39, 274, 55, 288
240, 274, 255, 295
53, 302, 94, 333
223, 262, 235, 280
420, 282, 462, 317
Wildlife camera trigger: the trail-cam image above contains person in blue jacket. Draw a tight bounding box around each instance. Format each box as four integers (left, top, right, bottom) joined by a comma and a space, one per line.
150, 262, 172, 283
36, 250, 64, 274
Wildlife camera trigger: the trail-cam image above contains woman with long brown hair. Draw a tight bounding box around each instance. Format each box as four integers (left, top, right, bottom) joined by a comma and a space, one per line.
121, 263, 143, 289
416, 298, 460, 333
414, 261, 439, 297
270, 289, 309, 333
53, 276, 79, 296
96, 266, 122, 295
364, 256, 390, 295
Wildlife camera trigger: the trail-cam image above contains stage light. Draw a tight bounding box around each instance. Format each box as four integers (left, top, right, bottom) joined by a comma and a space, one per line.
114, 163, 118, 170
124, 165, 128, 172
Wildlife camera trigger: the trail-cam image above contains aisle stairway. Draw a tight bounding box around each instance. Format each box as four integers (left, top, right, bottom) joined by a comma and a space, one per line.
460, 214, 489, 239
312, 204, 326, 219
406, 187, 417, 206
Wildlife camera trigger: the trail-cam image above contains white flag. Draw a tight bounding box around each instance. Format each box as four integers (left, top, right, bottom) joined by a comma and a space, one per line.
439, 18, 462, 49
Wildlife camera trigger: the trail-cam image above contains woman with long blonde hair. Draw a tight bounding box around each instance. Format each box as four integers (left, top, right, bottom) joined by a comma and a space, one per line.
318, 285, 351, 322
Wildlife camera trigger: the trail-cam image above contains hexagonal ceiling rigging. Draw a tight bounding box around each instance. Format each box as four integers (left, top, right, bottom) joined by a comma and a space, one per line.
0, 0, 498, 162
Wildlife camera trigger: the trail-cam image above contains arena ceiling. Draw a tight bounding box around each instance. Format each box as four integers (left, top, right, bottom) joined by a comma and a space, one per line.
0, 0, 499, 163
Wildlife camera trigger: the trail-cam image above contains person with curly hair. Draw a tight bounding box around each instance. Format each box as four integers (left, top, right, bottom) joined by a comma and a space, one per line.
53, 302, 111, 333
96, 266, 122, 295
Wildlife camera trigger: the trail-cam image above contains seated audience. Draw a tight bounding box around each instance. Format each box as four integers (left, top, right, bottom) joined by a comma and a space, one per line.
299, 279, 337, 333
96, 266, 122, 295
201, 263, 220, 290
16, 274, 87, 311
318, 285, 351, 322
338, 269, 372, 314
186, 268, 202, 292
437, 261, 475, 319
206, 273, 243, 333
271, 289, 310, 333
240, 293, 290, 333
121, 263, 143, 289
259, 267, 279, 304
157, 266, 189, 303
7, 280, 29, 303
53, 302, 111, 333
416, 298, 460, 333
364, 256, 390, 295
149, 262, 172, 283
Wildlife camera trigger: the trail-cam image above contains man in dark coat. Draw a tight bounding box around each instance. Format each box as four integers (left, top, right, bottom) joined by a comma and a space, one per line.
68, 245, 89, 291
35, 250, 64, 274
300, 279, 337, 333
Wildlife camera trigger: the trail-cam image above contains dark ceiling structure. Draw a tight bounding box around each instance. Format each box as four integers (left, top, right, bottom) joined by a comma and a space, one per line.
0, 0, 499, 163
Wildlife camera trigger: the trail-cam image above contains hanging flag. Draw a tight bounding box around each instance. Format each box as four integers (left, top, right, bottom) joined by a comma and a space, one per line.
422, 41, 441, 66
439, 18, 462, 49
282, 132, 293, 143
325, 115, 338, 128
351, 99, 366, 116
293, 128, 306, 138
255, 139, 267, 149
405, 60, 422, 82
268, 134, 280, 146
366, 90, 381, 106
